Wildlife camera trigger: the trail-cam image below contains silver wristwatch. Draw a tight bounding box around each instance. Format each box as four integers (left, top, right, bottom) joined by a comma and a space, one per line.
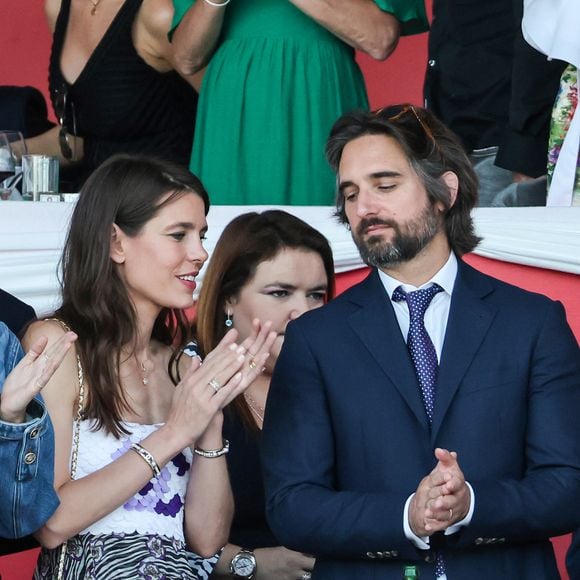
230, 549, 257, 579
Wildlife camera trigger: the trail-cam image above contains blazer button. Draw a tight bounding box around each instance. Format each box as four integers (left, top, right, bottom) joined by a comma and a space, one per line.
29, 427, 39, 439
24, 451, 37, 464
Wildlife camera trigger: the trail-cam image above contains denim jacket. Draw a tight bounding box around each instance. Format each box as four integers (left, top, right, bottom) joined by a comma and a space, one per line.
0, 322, 59, 538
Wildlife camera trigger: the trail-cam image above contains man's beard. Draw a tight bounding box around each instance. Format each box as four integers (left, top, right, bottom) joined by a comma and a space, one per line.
352, 202, 442, 268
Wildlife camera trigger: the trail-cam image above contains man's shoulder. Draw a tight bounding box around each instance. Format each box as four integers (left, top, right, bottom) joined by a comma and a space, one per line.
460, 261, 561, 313
292, 272, 377, 328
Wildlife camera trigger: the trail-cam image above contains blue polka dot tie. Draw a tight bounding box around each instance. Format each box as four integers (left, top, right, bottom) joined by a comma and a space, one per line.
392, 283, 446, 578
392, 283, 443, 423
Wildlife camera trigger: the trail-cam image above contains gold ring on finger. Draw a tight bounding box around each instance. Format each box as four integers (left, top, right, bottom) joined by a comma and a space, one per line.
208, 378, 221, 393
248, 357, 257, 370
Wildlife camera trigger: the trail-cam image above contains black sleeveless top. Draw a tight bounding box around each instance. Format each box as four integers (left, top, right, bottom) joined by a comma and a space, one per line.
49, 0, 197, 186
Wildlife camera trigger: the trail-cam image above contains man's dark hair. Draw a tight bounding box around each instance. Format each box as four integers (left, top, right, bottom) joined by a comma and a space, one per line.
326, 104, 481, 256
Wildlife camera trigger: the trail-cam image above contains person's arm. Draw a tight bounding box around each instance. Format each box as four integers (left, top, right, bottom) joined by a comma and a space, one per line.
171, 0, 227, 77
262, 321, 419, 560
181, 320, 276, 554
495, 0, 566, 177
0, 398, 58, 538
289, 0, 400, 60
0, 328, 77, 538
22, 322, 248, 552
44, 0, 61, 32
450, 299, 580, 547
24, 320, 274, 554
407, 449, 473, 539
136, 0, 205, 90
23, 126, 84, 166
212, 543, 314, 579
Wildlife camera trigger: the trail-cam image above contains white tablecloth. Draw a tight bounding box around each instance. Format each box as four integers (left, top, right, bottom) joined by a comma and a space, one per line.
1, 202, 579, 315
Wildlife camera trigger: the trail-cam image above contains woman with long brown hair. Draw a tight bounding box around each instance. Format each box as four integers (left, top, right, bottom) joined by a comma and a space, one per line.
23, 155, 275, 578
190, 210, 335, 580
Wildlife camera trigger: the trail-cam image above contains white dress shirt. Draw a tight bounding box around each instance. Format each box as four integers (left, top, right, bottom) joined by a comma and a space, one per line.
377, 253, 475, 579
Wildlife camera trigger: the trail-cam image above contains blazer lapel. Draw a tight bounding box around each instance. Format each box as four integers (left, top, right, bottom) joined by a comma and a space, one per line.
431, 262, 497, 440
347, 271, 428, 428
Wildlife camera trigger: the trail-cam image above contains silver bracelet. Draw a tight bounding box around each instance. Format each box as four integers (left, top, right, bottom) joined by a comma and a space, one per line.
203, 0, 230, 6
130, 442, 161, 477
193, 438, 230, 458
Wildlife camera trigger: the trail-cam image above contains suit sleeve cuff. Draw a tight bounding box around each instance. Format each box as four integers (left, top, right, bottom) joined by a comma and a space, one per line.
496, 131, 550, 177
403, 493, 431, 549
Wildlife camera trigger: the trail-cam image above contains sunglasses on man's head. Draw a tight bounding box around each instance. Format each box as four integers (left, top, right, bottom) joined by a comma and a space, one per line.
373, 104, 437, 151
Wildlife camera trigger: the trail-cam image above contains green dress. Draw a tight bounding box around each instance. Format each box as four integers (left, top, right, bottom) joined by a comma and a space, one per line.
172, 0, 427, 206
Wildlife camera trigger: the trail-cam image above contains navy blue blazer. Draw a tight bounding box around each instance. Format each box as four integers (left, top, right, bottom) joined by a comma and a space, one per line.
262, 260, 580, 579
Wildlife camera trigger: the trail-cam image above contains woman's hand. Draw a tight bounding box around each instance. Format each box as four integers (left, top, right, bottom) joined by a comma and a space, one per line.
235, 318, 277, 389
164, 321, 275, 448
254, 546, 315, 580
0, 331, 77, 423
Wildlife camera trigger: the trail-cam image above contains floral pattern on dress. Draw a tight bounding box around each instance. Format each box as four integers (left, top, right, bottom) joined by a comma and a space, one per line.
548, 64, 580, 203
111, 439, 190, 518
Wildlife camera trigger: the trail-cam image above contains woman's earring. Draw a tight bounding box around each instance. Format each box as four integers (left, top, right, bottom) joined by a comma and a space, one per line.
225, 310, 233, 328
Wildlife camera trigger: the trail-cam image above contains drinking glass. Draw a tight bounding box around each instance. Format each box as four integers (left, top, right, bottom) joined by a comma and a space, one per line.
0, 131, 27, 200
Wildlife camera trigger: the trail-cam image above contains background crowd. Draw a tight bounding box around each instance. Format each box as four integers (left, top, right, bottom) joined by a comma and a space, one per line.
1, 0, 578, 206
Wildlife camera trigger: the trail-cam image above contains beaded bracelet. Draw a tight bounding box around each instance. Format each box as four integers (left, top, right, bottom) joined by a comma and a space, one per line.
193, 438, 230, 458
130, 442, 161, 477
203, 0, 231, 6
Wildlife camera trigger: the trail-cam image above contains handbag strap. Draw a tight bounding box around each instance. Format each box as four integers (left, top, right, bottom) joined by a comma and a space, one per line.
47, 319, 85, 579
70, 351, 84, 479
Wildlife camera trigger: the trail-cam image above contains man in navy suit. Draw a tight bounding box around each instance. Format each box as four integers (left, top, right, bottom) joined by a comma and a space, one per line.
261, 105, 580, 579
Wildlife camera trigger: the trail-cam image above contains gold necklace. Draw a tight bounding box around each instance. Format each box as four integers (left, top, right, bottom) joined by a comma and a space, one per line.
244, 393, 264, 423
87, 0, 102, 15
139, 357, 153, 386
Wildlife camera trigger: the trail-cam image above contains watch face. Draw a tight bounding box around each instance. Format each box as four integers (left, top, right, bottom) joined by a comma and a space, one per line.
233, 554, 255, 576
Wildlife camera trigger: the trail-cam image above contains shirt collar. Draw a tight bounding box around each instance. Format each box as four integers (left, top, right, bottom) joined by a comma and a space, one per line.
378, 253, 458, 299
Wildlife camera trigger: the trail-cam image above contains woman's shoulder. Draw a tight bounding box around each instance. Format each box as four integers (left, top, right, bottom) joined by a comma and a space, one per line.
22, 318, 69, 348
